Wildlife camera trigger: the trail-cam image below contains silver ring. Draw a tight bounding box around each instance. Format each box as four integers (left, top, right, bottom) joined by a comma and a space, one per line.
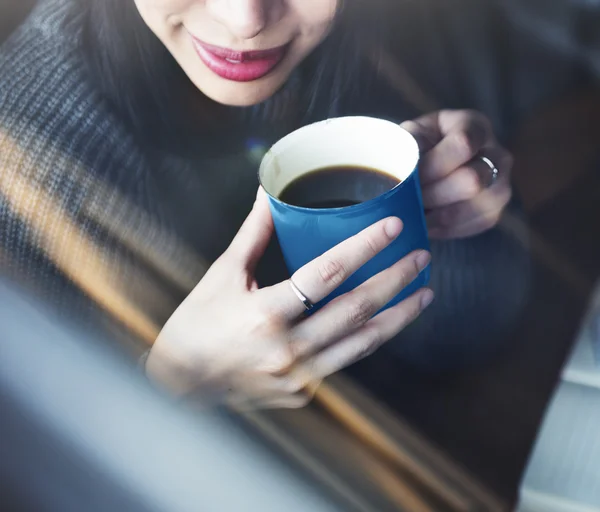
288, 279, 314, 311
479, 156, 499, 187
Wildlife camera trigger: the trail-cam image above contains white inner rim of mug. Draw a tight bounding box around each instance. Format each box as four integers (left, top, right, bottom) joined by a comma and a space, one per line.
259, 116, 420, 204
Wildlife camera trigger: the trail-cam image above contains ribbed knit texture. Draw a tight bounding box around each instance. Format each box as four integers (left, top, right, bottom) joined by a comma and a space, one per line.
0, 0, 531, 367
0, 0, 207, 349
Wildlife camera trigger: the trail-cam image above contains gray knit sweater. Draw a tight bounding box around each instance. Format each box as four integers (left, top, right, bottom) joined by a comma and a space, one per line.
0, 0, 530, 367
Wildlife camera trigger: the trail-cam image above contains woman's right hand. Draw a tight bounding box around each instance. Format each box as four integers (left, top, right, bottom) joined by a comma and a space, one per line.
145, 189, 433, 409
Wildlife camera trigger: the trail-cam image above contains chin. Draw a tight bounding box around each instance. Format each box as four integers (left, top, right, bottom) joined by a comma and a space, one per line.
192, 76, 289, 108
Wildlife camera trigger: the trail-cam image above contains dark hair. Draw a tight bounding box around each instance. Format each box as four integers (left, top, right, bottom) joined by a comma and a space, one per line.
83, 0, 382, 157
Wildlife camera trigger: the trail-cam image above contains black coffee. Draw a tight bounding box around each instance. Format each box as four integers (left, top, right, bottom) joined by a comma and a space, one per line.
279, 165, 401, 209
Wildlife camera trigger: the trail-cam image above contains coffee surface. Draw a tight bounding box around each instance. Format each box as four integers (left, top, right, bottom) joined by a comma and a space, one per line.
279, 165, 400, 209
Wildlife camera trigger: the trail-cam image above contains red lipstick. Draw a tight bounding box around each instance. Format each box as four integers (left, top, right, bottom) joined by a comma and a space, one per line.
191, 37, 289, 82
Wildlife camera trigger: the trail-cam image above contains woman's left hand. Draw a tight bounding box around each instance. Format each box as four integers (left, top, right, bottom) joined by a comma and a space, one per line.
401, 110, 513, 240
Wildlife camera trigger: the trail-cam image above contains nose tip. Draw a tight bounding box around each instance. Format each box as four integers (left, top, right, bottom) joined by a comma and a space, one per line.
231, 20, 266, 41
225, 0, 268, 40
209, 0, 284, 41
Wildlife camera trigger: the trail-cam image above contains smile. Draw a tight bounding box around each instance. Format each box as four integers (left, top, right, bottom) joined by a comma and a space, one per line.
190, 37, 290, 82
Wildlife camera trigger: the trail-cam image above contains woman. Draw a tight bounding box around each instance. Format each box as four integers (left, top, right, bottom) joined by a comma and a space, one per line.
0, 0, 528, 408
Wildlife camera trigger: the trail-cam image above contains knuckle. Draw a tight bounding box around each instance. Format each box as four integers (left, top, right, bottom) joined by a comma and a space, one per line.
364, 232, 382, 256
348, 296, 377, 326
288, 394, 312, 409
261, 347, 295, 376
468, 110, 491, 129
463, 110, 492, 135
454, 119, 489, 160
410, 257, 423, 280
254, 307, 283, 334
256, 305, 277, 323
359, 330, 384, 358
453, 131, 479, 161
282, 377, 306, 395
461, 168, 483, 198
396, 264, 412, 290
353, 343, 377, 362
267, 356, 294, 376
318, 258, 347, 287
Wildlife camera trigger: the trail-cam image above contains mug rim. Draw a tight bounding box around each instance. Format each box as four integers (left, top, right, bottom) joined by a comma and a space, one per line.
258, 116, 420, 213
260, 166, 419, 214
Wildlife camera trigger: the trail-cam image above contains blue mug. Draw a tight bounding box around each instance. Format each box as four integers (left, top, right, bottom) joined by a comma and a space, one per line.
259, 116, 430, 311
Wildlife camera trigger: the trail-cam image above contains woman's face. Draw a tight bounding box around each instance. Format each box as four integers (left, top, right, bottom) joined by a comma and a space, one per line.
133, 0, 340, 106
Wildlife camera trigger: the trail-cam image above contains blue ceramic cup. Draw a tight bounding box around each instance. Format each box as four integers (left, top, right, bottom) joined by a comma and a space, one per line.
259, 116, 430, 311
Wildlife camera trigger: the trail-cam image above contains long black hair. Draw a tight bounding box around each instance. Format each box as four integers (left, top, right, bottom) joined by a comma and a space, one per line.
82, 0, 383, 158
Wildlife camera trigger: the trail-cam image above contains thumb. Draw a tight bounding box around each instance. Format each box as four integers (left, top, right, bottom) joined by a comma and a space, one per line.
226, 187, 274, 272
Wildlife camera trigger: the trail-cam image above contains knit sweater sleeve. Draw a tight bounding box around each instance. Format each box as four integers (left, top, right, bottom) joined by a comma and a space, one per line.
0, 0, 193, 340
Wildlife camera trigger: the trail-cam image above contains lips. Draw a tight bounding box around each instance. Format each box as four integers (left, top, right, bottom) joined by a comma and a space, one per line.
191, 37, 289, 82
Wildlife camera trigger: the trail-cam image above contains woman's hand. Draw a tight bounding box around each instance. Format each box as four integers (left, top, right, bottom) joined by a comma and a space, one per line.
401, 110, 513, 239
146, 189, 433, 409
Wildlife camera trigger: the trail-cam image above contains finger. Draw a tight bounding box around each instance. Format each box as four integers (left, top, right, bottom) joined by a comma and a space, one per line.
264, 217, 404, 318
427, 172, 511, 228
419, 112, 494, 186
402, 110, 493, 149
291, 249, 431, 358
421, 165, 482, 209
422, 144, 512, 209
225, 187, 274, 272
420, 147, 510, 208
308, 288, 434, 379
400, 113, 442, 153
477, 148, 513, 188
427, 177, 512, 239
428, 206, 506, 240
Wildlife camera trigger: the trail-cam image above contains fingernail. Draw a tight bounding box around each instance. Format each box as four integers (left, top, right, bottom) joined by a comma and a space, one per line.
416, 251, 431, 271
385, 218, 403, 239
421, 289, 435, 309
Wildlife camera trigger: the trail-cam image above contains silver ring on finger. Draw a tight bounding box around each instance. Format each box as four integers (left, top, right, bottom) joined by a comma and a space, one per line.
478, 155, 499, 188
288, 279, 314, 312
